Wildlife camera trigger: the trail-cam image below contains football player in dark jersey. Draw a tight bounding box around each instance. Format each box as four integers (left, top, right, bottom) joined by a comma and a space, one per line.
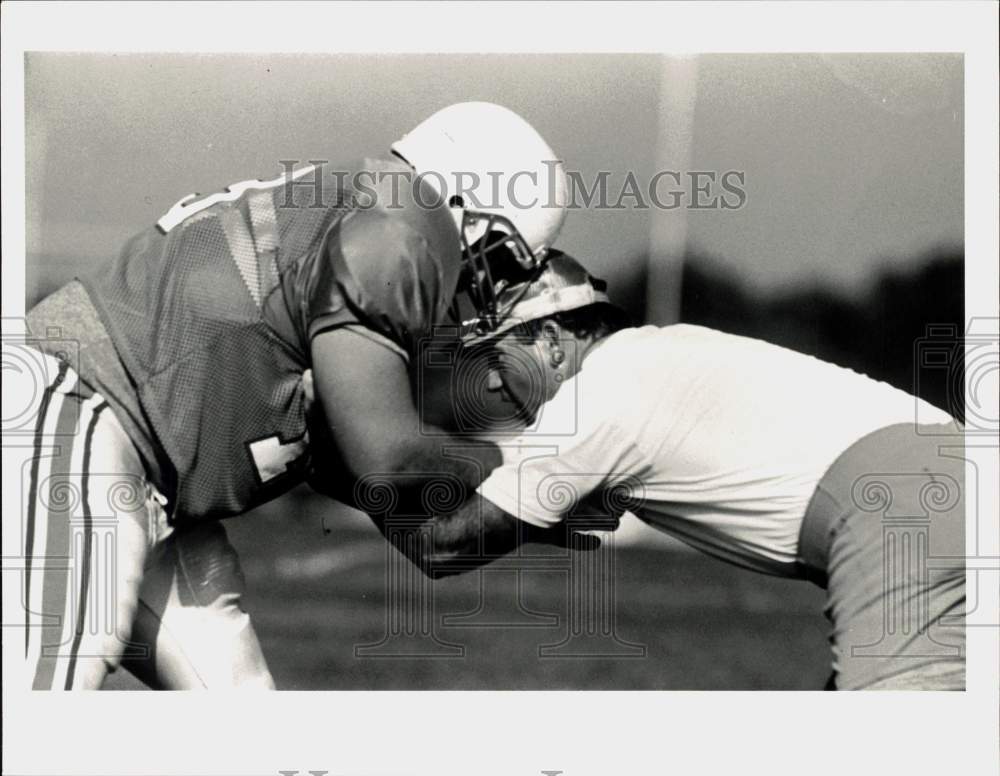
13, 102, 569, 689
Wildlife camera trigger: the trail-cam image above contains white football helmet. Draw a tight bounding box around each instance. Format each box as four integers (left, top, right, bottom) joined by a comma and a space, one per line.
391, 102, 569, 330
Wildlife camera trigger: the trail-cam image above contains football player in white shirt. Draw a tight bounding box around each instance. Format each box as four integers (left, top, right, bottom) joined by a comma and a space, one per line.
398, 251, 966, 690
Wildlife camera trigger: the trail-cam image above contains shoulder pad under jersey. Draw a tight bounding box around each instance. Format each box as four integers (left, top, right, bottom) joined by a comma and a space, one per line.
305, 158, 462, 356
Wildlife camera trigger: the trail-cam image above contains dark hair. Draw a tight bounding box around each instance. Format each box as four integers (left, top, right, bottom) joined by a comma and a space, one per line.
530, 302, 632, 341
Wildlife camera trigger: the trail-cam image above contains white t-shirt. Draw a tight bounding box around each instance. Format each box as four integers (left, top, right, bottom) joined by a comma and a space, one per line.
476, 324, 955, 576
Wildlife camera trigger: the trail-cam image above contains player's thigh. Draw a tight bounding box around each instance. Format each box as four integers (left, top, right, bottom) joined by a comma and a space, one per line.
10, 353, 155, 690
123, 520, 274, 690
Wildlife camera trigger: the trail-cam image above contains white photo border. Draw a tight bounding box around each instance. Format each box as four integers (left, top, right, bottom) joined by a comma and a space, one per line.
2, 3, 997, 776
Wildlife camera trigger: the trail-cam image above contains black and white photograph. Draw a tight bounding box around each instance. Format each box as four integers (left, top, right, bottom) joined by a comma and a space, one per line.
2, 2, 998, 776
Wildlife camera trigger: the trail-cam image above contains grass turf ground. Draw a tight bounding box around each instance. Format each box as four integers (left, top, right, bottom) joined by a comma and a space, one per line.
103, 486, 831, 691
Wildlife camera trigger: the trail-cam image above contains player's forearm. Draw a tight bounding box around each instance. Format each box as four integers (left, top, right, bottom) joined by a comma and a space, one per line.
424, 497, 568, 577
390, 432, 502, 492
382, 493, 599, 579
369, 495, 517, 578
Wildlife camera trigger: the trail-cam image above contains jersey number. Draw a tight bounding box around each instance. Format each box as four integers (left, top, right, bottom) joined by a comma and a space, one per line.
156, 165, 316, 234
248, 433, 309, 484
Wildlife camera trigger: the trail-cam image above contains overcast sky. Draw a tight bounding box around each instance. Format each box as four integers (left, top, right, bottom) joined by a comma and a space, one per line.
25, 53, 962, 302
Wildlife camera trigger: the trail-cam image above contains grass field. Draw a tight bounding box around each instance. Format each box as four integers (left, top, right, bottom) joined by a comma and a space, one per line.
104, 486, 831, 691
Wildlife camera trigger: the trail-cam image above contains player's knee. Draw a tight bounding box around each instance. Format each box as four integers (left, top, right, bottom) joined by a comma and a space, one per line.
167, 607, 274, 689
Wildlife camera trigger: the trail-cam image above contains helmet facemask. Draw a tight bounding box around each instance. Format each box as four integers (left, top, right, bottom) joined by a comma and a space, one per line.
452, 211, 552, 338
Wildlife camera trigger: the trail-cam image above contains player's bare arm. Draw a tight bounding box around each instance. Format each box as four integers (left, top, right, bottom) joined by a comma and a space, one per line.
311, 327, 500, 492
373, 492, 602, 579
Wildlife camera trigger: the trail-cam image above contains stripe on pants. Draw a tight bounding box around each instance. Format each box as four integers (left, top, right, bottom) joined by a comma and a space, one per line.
24, 363, 80, 673
24, 359, 70, 655
31, 390, 101, 690
64, 401, 109, 688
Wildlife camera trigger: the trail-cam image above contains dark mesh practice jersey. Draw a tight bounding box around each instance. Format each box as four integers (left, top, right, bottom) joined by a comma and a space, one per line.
62, 157, 461, 522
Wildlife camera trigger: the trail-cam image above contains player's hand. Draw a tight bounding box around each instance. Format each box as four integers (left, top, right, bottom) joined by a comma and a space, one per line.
569, 491, 625, 533
522, 523, 602, 552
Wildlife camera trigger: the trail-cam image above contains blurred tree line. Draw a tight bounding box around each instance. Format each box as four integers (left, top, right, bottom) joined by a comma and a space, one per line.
663, 250, 965, 421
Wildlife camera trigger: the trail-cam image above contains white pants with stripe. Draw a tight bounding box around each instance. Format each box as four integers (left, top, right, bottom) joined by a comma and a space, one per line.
3, 349, 274, 690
